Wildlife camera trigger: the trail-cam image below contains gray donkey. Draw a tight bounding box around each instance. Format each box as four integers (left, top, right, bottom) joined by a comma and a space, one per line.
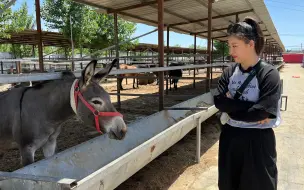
0, 59, 127, 166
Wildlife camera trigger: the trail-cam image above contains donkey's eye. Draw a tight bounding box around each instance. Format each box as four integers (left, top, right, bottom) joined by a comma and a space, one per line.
92, 100, 102, 105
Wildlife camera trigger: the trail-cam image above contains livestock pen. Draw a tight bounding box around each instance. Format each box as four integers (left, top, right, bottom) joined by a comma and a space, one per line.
0, 0, 285, 189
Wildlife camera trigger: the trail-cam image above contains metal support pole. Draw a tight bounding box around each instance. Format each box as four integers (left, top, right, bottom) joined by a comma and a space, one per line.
268, 42, 271, 63
189, 48, 191, 75
158, 0, 165, 111
16, 61, 21, 74
272, 44, 274, 63
206, 0, 212, 92
274, 46, 276, 61
70, 15, 75, 71
222, 42, 225, 63
264, 40, 267, 61
236, 14, 240, 23
274, 46, 276, 63
32, 45, 35, 57
270, 45, 272, 63
114, 13, 121, 110
196, 117, 201, 163
0, 61, 3, 74
272, 45, 274, 63
193, 34, 197, 88
211, 39, 214, 84
166, 25, 170, 95
35, 0, 44, 72
266, 43, 268, 62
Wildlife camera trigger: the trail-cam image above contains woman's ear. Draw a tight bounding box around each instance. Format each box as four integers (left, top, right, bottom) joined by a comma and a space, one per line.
249, 40, 255, 48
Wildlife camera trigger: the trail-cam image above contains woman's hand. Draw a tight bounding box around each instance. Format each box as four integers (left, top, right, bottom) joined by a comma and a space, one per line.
258, 118, 270, 124
226, 92, 232, 99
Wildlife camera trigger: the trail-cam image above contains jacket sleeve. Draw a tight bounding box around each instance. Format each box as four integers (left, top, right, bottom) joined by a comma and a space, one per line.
228, 66, 281, 122
213, 65, 256, 113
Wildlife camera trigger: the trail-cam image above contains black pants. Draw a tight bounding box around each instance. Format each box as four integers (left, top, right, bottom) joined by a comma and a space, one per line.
218, 124, 277, 190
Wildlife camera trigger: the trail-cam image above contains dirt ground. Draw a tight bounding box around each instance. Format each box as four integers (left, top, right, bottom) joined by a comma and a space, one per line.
115, 115, 221, 190
0, 69, 222, 173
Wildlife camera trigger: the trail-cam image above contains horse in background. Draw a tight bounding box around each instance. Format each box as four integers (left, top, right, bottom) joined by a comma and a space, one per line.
118, 64, 139, 90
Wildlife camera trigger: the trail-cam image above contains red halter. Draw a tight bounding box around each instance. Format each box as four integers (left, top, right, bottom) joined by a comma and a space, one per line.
73, 80, 123, 134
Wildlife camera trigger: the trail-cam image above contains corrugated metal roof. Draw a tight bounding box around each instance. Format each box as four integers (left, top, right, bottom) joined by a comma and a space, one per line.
0, 30, 72, 47
0, 30, 93, 48
73, 0, 285, 51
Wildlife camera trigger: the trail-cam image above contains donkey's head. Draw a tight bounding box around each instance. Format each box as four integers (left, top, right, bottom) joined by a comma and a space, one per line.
72, 59, 127, 140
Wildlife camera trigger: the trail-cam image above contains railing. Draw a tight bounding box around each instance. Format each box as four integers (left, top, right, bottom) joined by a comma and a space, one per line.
0, 62, 229, 84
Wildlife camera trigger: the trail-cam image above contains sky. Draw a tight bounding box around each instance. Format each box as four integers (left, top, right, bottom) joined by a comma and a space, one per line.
11, 0, 304, 51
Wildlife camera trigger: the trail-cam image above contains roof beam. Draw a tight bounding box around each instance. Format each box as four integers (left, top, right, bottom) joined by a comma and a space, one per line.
107, 0, 173, 14
119, 11, 158, 24
212, 29, 268, 39
118, 11, 199, 37
212, 35, 227, 40
171, 9, 253, 27
82, 0, 202, 38
73, 0, 218, 39
138, 0, 208, 38
195, 27, 228, 34
194, 0, 233, 35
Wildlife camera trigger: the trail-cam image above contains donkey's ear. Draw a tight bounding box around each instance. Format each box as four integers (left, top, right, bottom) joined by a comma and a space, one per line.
81, 60, 97, 86
93, 58, 117, 82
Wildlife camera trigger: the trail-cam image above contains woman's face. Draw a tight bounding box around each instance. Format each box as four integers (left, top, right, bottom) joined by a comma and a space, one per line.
228, 35, 255, 64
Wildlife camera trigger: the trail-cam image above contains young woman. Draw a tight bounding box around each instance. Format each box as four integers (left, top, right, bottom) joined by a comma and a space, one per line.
213, 17, 281, 190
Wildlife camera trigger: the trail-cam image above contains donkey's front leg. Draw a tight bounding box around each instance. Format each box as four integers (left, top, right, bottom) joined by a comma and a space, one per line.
43, 127, 61, 158
42, 138, 57, 158
20, 145, 36, 166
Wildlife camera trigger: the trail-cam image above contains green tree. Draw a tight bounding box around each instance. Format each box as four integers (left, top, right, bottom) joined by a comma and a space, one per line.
9, 2, 35, 58
0, 44, 11, 52
188, 44, 206, 50
42, 0, 89, 50
41, 0, 137, 55
213, 40, 229, 58
0, 0, 13, 38
8, 2, 34, 31
0, 2, 34, 57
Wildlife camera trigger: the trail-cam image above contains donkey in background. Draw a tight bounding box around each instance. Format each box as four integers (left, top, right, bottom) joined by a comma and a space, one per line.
0, 59, 127, 166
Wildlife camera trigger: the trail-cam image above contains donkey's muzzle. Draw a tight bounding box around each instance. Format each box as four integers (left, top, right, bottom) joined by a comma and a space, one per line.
108, 117, 127, 140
